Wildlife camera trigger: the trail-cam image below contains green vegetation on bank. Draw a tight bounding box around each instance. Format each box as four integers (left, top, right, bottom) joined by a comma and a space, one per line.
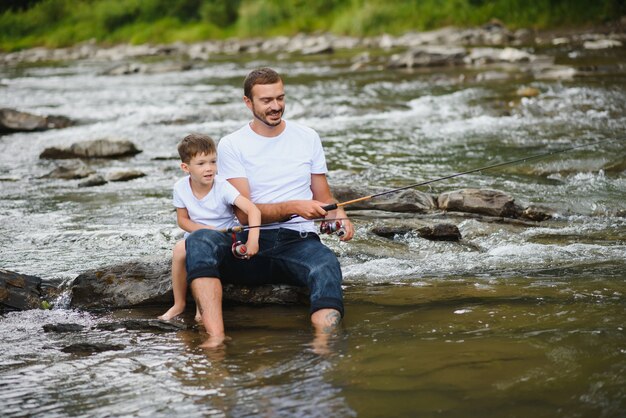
1, 0, 624, 51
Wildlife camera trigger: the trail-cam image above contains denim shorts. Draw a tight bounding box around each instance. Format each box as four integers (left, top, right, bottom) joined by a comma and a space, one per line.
185, 228, 344, 317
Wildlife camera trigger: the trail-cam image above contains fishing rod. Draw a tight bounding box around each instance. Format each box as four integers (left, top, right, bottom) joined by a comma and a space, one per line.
319, 137, 620, 212
224, 136, 620, 258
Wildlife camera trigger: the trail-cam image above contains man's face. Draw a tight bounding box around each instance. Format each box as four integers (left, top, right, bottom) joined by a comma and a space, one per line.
246, 81, 285, 127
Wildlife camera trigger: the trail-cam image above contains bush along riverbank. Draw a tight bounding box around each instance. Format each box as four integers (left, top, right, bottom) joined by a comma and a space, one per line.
1, 0, 625, 51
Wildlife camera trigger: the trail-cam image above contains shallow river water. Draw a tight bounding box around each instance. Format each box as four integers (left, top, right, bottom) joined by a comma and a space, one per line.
1, 40, 625, 417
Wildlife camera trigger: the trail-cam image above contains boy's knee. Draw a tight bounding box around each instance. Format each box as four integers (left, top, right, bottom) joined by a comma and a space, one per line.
173, 240, 186, 260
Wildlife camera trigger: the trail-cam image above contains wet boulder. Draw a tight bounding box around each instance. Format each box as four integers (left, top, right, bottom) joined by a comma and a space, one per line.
332, 185, 436, 213
70, 260, 173, 309
0, 269, 43, 312
0, 108, 73, 133
437, 188, 522, 218
70, 260, 307, 310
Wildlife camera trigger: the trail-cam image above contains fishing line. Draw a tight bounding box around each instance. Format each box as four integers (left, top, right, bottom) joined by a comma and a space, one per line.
226, 137, 619, 233
320, 137, 621, 212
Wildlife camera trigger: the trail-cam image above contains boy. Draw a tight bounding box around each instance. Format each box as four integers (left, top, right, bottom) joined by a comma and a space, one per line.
159, 133, 261, 335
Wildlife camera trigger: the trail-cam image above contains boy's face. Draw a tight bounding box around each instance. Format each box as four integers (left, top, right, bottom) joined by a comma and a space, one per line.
181, 152, 217, 187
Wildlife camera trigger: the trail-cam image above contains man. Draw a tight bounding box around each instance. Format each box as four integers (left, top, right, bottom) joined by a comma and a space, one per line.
185, 67, 353, 347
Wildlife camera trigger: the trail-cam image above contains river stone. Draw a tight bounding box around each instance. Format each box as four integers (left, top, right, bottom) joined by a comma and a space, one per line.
370, 223, 461, 241
388, 46, 467, 69
516, 86, 540, 97
0, 108, 73, 133
78, 174, 107, 187
437, 188, 522, 218
332, 185, 436, 213
69, 260, 307, 309
41, 162, 95, 179
107, 170, 146, 182
583, 39, 622, 50
416, 224, 462, 241
520, 205, 554, 222
40, 138, 142, 159
0, 269, 42, 312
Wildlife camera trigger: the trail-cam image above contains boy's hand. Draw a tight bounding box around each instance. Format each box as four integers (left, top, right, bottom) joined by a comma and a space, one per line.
244, 240, 259, 258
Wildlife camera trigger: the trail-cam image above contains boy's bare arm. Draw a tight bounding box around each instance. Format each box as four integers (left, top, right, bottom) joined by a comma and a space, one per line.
176, 208, 214, 232
233, 195, 261, 256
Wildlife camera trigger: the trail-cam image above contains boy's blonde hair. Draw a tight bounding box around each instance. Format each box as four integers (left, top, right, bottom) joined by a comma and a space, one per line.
178, 133, 216, 163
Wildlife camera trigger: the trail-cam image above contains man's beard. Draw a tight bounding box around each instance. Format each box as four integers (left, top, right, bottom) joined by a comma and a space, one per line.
253, 107, 283, 127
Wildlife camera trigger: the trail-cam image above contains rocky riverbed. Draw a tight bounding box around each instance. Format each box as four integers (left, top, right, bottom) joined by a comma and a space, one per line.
1, 22, 625, 418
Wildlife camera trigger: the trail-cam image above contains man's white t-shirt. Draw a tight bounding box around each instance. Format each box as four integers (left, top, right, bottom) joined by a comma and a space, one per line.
173, 175, 240, 234
217, 120, 328, 233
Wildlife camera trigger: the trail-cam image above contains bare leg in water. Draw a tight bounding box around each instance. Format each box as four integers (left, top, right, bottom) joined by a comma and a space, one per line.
191, 277, 226, 348
311, 308, 341, 355
159, 240, 201, 321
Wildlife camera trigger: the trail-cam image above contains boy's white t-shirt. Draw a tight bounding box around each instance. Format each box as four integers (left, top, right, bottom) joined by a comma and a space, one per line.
217, 119, 328, 232
173, 175, 240, 233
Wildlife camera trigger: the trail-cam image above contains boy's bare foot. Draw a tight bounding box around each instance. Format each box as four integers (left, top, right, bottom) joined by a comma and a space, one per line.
158, 305, 185, 320
195, 308, 202, 323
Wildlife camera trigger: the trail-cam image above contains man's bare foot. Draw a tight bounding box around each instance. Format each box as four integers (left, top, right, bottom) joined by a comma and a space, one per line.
158, 305, 185, 320
199, 334, 226, 349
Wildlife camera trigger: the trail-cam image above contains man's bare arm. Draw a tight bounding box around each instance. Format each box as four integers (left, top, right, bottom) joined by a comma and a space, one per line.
227, 177, 327, 225
310, 174, 354, 241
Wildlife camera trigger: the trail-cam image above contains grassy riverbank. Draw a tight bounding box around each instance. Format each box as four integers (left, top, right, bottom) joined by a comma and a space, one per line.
1, 0, 624, 51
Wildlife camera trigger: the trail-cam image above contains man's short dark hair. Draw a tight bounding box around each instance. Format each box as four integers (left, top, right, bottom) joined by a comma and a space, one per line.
178, 133, 216, 163
244, 67, 283, 100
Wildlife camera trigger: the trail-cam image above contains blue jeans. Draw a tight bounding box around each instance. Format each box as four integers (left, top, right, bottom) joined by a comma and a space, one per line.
185, 228, 344, 317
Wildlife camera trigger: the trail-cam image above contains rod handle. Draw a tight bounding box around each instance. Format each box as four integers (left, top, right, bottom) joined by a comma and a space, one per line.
322, 203, 338, 211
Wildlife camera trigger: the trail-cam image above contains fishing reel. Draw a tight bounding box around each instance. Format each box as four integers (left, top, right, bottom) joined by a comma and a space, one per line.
320, 220, 346, 237
231, 233, 248, 259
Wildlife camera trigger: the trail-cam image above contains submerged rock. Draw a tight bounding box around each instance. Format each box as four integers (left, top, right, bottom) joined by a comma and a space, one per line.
40, 138, 142, 159
61, 342, 125, 354
0, 108, 73, 133
43, 323, 86, 333
438, 188, 522, 218
0, 269, 43, 312
95, 319, 191, 332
